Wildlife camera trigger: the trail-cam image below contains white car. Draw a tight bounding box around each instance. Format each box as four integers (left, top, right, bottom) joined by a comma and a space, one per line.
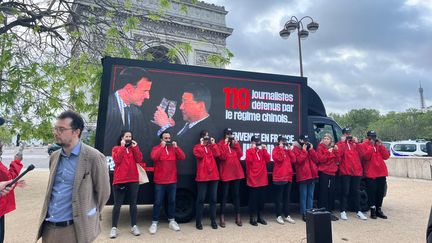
382, 140, 429, 157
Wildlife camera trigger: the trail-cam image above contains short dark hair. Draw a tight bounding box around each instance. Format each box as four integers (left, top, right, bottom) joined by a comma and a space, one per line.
159, 130, 171, 139
57, 110, 85, 138
117, 130, 133, 146
114, 66, 152, 91
183, 83, 211, 111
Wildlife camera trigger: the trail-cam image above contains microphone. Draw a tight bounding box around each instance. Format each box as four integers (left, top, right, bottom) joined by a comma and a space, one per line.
6, 164, 35, 188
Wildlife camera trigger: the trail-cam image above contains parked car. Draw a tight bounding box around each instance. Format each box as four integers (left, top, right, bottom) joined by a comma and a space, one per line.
382, 140, 429, 157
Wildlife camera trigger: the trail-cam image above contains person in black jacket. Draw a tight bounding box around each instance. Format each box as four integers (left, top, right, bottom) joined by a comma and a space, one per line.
427, 206, 432, 243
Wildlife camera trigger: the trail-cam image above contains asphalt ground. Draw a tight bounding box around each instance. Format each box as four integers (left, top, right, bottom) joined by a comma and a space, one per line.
2, 170, 431, 243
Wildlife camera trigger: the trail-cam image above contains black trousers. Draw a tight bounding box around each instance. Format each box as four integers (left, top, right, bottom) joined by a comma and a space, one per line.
366, 176, 386, 208
0, 216, 4, 243
274, 182, 292, 217
196, 180, 218, 224
112, 182, 140, 227
220, 179, 241, 215
340, 175, 361, 212
248, 186, 265, 218
318, 172, 336, 211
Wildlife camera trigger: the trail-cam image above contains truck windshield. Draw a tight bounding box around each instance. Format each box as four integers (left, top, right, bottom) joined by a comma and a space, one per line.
313, 123, 340, 143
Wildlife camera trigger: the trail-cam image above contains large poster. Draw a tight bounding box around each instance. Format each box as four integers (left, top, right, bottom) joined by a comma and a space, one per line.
96, 57, 306, 175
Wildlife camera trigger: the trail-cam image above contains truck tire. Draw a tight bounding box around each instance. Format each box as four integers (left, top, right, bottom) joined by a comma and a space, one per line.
175, 189, 195, 223
359, 189, 369, 212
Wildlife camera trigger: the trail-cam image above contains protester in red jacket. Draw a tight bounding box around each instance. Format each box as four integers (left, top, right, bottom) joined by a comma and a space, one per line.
110, 130, 144, 238
272, 136, 296, 225
245, 135, 270, 226
292, 134, 318, 221
193, 130, 220, 230
361, 130, 390, 219
0, 152, 23, 243
335, 128, 368, 221
217, 128, 244, 227
316, 133, 339, 221
149, 130, 186, 234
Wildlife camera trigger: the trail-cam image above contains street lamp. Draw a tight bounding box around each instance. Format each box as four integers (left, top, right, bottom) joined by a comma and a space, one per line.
279, 16, 319, 77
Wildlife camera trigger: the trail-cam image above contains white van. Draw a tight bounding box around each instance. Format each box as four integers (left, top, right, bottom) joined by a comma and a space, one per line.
382, 140, 429, 157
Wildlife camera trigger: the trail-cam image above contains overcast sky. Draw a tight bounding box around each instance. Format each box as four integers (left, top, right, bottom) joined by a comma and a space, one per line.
204, 0, 432, 115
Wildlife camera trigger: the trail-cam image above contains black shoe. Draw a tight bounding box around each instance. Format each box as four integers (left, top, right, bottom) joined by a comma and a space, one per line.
257, 217, 267, 225
211, 221, 218, 229
330, 214, 339, 221
370, 207, 377, 219
302, 214, 306, 222
196, 223, 203, 230
376, 208, 388, 219
249, 217, 258, 226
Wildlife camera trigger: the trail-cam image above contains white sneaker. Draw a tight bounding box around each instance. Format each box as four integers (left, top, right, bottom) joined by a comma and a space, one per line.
285, 215, 296, 224
169, 220, 181, 231
149, 222, 158, 234
276, 216, 285, 225
357, 211, 368, 220
130, 225, 140, 236
110, 227, 118, 238
341, 211, 348, 220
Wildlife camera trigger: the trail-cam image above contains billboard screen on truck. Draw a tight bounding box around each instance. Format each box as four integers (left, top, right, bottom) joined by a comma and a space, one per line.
96, 57, 307, 171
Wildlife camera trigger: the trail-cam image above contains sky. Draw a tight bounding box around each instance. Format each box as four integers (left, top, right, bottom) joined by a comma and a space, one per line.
204, 0, 432, 115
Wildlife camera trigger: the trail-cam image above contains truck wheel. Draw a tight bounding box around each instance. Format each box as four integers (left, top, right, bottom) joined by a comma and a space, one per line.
175, 189, 195, 223
359, 189, 369, 212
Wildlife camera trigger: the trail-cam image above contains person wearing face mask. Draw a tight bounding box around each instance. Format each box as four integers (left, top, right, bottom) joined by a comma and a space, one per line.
149, 130, 186, 234
335, 128, 367, 221
316, 133, 339, 221
245, 135, 271, 226
292, 134, 318, 222
193, 130, 220, 230
272, 136, 296, 225
217, 128, 245, 227
110, 130, 144, 239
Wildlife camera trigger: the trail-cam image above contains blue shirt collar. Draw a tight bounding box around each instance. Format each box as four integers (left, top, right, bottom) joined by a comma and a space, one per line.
60, 141, 82, 157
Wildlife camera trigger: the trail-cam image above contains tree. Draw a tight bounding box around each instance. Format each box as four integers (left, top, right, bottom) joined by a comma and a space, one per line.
330, 108, 381, 139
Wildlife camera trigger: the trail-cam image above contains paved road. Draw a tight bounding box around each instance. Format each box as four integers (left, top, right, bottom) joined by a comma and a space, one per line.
2, 146, 50, 169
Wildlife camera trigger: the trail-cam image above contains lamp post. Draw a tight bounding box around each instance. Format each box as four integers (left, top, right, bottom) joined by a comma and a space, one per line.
279, 16, 319, 77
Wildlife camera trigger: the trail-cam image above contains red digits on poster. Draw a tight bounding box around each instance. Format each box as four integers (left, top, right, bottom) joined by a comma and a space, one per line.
223, 87, 250, 110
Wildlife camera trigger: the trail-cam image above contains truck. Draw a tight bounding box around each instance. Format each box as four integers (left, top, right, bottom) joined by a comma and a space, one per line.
95, 56, 349, 223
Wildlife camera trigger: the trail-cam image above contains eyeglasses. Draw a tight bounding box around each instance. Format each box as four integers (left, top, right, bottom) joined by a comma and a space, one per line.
53, 127, 74, 133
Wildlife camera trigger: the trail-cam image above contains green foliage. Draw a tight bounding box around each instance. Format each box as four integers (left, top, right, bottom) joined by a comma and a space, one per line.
207, 48, 234, 68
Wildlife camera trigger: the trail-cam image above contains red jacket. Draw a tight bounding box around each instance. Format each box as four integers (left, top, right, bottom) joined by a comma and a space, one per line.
245, 147, 271, 187
151, 145, 186, 184
272, 146, 295, 182
292, 144, 318, 182
0, 159, 23, 217
335, 141, 363, 176
112, 145, 144, 185
193, 143, 220, 182
217, 140, 245, 182
316, 143, 338, 176
360, 141, 390, 179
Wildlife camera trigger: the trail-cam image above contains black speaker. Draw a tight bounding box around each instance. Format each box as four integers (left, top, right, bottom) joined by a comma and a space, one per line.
306, 209, 332, 243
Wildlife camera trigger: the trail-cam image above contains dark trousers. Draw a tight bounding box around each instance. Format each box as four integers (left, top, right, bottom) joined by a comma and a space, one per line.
112, 182, 139, 227
152, 183, 177, 222
318, 172, 336, 211
0, 216, 4, 243
248, 186, 265, 218
196, 180, 218, 224
220, 179, 241, 215
340, 175, 361, 212
366, 176, 386, 208
274, 183, 292, 217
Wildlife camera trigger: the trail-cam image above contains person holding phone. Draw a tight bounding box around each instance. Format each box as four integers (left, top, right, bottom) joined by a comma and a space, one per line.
193, 130, 220, 230
245, 135, 271, 226
110, 130, 144, 238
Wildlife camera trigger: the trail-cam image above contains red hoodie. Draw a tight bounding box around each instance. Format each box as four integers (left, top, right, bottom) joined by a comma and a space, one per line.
217, 140, 245, 182
335, 140, 363, 176
245, 147, 271, 187
151, 144, 186, 184
272, 146, 295, 182
292, 144, 318, 182
316, 143, 338, 176
360, 140, 390, 179
112, 145, 144, 185
0, 159, 23, 217
193, 143, 220, 182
